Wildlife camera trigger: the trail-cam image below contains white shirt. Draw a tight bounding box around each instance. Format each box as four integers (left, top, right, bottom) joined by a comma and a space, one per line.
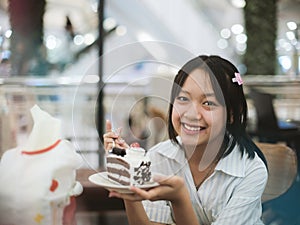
0, 139, 83, 225
143, 139, 268, 225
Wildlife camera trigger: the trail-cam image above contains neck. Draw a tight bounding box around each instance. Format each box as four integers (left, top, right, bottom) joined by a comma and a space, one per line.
184, 144, 205, 165
184, 137, 223, 170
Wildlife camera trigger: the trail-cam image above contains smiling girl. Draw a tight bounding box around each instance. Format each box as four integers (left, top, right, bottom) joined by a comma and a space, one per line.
104, 55, 268, 225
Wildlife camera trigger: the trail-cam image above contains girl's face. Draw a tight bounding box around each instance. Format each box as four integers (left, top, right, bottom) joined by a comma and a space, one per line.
171, 69, 226, 149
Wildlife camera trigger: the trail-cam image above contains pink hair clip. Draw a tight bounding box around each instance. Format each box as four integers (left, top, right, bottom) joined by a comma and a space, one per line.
232, 72, 243, 85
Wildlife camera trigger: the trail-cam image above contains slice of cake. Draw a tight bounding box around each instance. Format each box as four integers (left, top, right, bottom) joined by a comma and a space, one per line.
106, 143, 152, 186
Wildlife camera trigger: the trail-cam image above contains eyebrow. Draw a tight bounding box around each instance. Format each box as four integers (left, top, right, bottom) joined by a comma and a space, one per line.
180, 89, 216, 98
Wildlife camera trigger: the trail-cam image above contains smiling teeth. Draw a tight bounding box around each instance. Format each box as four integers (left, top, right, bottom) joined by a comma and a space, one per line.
184, 123, 201, 131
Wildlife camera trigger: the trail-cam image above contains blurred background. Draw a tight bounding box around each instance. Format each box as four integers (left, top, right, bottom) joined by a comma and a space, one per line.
0, 0, 299, 165
0, 1, 300, 224
0, 0, 299, 75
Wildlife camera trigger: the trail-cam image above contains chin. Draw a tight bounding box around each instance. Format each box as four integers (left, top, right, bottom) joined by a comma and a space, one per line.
181, 137, 204, 148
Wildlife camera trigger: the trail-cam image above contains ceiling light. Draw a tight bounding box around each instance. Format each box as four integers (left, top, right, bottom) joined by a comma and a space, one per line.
73, 35, 84, 45
116, 25, 127, 36
46, 35, 57, 50
5, 30, 12, 38
279, 56, 291, 70
236, 33, 247, 43
220, 28, 231, 39
236, 43, 246, 53
286, 31, 295, 40
231, 0, 246, 8
103, 17, 117, 31
287, 21, 297, 31
84, 33, 95, 45
231, 24, 244, 34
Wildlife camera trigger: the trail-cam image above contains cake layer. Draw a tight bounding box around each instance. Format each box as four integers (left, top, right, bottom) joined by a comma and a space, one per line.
107, 156, 131, 185
107, 173, 130, 186
107, 157, 130, 169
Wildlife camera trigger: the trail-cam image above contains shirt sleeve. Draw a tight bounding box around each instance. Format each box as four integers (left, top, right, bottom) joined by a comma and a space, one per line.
212, 160, 268, 225
142, 200, 175, 224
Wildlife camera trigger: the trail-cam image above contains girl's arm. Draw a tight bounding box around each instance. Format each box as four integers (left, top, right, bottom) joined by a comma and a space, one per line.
123, 201, 164, 225
109, 175, 200, 225
170, 190, 200, 225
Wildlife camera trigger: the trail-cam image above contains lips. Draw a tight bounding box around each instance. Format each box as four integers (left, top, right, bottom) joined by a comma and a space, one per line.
182, 122, 206, 134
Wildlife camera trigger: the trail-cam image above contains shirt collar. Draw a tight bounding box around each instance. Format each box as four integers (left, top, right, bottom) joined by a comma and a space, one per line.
154, 137, 186, 165
154, 138, 246, 178
215, 144, 246, 177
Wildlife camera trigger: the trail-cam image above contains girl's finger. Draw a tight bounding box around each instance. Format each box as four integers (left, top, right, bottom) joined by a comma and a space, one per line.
109, 191, 144, 201
103, 132, 119, 140
103, 137, 116, 151
129, 186, 159, 200
106, 120, 112, 132
115, 138, 129, 148
108, 191, 121, 198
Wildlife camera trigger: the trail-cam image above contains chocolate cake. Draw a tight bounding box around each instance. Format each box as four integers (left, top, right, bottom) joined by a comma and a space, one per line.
106, 143, 152, 186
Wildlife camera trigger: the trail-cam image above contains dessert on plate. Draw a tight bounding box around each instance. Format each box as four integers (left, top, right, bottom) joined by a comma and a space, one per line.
106, 142, 152, 186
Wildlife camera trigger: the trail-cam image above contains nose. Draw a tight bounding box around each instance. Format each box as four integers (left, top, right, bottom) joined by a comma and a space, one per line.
184, 102, 202, 121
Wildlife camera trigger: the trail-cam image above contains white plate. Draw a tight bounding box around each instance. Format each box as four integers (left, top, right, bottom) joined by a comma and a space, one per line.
88, 172, 159, 194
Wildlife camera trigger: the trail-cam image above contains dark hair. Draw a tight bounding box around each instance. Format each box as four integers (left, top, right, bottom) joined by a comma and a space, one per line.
168, 55, 267, 166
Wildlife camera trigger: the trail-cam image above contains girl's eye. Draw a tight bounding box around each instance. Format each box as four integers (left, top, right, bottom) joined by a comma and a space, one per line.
203, 101, 217, 106
176, 96, 189, 102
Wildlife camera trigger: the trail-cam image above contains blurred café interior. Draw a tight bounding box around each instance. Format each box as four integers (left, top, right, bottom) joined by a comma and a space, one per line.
0, 0, 300, 224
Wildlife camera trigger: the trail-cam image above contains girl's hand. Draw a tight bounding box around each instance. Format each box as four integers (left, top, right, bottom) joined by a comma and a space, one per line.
109, 174, 188, 204
103, 120, 128, 152
109, 174, 200, 225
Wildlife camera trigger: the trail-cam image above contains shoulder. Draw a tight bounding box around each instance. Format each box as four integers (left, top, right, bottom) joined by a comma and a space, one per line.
218, 144, 268, 179
234, 150, 268, 195
246, 151, 268, 179
243, 144, 268, 175
214, 145, 268, 197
